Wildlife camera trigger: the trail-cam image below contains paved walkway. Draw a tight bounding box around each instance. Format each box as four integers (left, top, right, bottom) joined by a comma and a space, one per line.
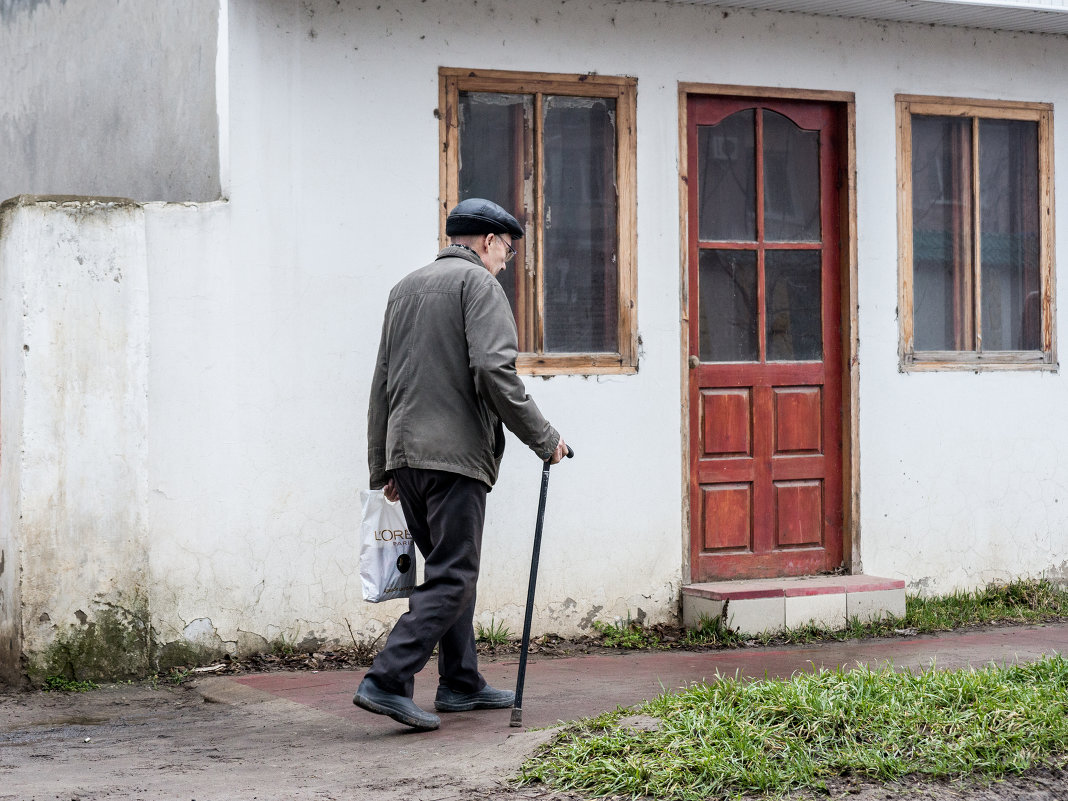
217, 622, 1068, 731
200, 623, 1068, 799
1, 623, 1065, 800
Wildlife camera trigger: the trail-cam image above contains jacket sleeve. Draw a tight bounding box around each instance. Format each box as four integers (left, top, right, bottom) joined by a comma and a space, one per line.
367, 305, 391, 489
464, 277, 560, 459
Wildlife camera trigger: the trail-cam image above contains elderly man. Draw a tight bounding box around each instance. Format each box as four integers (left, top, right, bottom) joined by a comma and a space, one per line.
355, 198, 568, 731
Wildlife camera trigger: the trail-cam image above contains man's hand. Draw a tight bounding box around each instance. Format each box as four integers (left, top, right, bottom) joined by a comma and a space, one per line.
383, 478, 400, 503
548, 436, 569, 465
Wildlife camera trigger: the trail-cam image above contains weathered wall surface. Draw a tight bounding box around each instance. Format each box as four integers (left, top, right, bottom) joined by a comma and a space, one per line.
0, 200, 27, 684
143, 0, 1068, 656
0, 197, 151, 681
6, 0, 1068, 678
210, 0, 1068, 629
0, 0, 220, 203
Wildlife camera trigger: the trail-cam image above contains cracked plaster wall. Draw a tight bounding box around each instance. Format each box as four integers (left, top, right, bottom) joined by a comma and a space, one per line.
0, 0, 220, 203
0, 201, 27, 684
8, 1, 1068, 674
143, 0, 1068, 650
0, 197, 150, 672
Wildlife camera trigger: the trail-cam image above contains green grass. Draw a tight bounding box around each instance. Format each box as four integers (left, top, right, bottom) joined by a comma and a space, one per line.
520, 654, 1068, 799
592, 614, 661, 649
902, 578, 1068, 631
42, 676, 99, 693
590, 578, 1068, 653
475, 616, 512, 646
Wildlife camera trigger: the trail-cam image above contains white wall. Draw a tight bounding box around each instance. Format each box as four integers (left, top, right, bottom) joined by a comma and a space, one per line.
7, 0, 1068, 675
0, 197, 150, 665
140, 0, 1068, 656
0, 0, 220, 203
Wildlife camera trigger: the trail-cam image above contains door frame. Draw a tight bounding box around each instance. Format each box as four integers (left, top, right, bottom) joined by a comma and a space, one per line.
677, 83, 860, 583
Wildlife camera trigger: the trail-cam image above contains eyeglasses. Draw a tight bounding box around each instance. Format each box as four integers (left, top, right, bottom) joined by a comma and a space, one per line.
497, 235, 517, 262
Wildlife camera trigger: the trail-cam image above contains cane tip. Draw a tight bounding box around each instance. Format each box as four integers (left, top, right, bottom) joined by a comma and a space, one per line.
510, 707, 523, 727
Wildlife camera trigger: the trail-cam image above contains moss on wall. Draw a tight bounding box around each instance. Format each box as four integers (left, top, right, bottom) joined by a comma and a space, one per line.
30, 593, 155, 683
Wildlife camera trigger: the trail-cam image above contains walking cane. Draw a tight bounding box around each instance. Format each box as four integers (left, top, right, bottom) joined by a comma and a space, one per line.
511, 445, 574, 727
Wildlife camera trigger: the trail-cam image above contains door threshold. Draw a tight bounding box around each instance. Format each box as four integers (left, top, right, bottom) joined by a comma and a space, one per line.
682, 575, 905, 636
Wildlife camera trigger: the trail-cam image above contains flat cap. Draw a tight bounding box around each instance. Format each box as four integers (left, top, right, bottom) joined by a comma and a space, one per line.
445, 198, 523, 239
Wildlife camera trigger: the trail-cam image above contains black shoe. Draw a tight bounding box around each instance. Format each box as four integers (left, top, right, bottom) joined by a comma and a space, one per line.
353, 676, 440, 730
434, 683, 515, 712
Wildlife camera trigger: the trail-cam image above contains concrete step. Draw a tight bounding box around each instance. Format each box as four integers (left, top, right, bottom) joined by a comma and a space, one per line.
682, 575, 906, 636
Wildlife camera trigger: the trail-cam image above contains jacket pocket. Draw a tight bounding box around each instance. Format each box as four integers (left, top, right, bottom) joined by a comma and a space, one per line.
493, 417, 506, 459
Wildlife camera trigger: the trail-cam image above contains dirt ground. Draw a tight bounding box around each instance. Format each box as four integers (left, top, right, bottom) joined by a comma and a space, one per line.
2, 634, 1068, 800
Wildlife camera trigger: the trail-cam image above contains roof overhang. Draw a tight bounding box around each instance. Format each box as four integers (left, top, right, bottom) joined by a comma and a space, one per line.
650, 0, 1068, 35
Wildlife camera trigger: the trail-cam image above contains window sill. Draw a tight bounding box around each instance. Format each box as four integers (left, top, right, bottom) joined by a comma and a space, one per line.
901, 352, 1058, 373
517, 352, 638, 376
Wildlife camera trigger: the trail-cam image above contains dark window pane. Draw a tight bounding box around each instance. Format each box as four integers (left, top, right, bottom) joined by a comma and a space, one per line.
698, 249, 758, 362
542, 95, 618, 353
979, 119, 1041, 351
698, 110, 756, 241
912, 115, 974, 351
766, 250, 822, 361
763, 110, 820, 242
458, 91, 532, 319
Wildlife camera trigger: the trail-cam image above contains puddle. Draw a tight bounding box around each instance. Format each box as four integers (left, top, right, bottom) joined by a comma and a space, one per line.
26, 716, 107, 728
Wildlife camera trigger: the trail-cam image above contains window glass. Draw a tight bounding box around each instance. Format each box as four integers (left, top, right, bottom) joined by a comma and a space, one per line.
698, 110, 756, 242
543, 95, 618, 353
459, 92, 532, 319
911, 115, 973, 351
766, 250, 822, 361
899, 97, 1052, 369
763, 110, 821, 243
447, 70, 636, 372
979, 118, 1040, 351
698, 249, 758, 362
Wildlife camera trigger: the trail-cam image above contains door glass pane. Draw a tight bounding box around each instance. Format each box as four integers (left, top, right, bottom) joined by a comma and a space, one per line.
763, 110, 820, 242
543, 95, 618, 353
979, 118, 1041, 351
698, 249, 758, 362
766, 250, 822, 361
911, 115, 974, 351
698, 110, 756, 241
458, 91, 532, 320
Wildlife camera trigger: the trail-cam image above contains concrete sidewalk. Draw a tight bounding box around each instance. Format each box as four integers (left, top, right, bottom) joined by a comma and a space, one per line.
219, 622, 1068, 730
2, 623, 1066, 801
202, 623, 1067, 799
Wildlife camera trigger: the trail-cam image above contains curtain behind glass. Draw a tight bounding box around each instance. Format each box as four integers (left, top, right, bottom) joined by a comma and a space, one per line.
979, 119, 1040, 351
458, 92, 531, 320
911, 115, 974, 351
542, 95, 618, 353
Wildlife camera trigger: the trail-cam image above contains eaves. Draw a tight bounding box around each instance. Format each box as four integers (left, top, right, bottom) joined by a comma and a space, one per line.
641, 0, 1068, 35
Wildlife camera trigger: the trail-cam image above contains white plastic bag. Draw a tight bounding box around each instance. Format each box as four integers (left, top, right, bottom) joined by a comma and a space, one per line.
360, 489, 417, 602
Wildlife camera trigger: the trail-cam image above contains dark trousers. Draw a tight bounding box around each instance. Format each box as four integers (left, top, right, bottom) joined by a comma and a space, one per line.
365, 467, 489, 698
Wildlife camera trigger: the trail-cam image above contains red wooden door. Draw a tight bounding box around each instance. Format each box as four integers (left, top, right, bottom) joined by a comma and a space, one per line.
687, 95, 844, 581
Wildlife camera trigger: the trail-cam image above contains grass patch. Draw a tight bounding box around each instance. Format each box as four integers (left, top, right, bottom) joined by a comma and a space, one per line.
42, 676, 99, 693
682, 613, 747, 648
658, 578, 1068, 652
593, 614, 661, 649
476, 616, 512, 646
520, 654, 1068, 799
903, 578, 1068, 631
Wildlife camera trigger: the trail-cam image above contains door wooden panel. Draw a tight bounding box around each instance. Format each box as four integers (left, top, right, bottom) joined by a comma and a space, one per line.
774, 480, 823, 547
702, 484, 753, 551
688, 94, 844, 581
701, 390, 752, 457
774, 387, 822, 454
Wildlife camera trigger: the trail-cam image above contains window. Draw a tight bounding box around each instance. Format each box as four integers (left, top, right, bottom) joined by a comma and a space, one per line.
897, 96, 1054, 370
439, 68, 637, 374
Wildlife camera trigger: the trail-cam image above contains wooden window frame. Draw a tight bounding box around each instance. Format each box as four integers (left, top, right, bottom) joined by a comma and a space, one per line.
896, 94, 1056, 372
439, 67, 638, 376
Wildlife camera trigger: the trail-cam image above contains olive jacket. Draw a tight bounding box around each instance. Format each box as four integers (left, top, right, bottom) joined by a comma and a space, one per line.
367, 246, 560, 489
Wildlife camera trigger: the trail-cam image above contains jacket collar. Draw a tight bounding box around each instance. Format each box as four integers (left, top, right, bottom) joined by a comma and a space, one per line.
436, 244, 485, 268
